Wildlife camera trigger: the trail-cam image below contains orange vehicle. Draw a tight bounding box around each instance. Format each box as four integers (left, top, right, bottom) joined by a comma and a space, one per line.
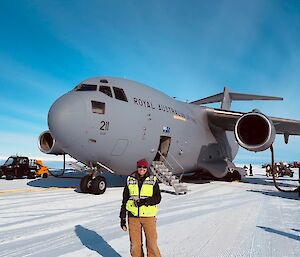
29, 159, 49, 178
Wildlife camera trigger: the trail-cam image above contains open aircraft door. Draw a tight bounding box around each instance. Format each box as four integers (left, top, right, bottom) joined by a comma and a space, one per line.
154, 136, 171, 161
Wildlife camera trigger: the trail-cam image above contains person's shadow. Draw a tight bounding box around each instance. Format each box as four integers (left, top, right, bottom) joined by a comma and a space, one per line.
75, 225, 121, 256
257, 226, 300, 241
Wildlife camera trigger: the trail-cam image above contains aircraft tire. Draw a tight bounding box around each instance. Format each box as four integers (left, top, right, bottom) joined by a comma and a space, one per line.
80, 175, 93, 193
232, 170, 241, 181
42, 173, 48, 178
91, 176, 107, 195
224, 170, 241, 182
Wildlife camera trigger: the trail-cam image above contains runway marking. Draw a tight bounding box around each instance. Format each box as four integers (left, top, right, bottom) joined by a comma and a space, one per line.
0, 187, 78, 195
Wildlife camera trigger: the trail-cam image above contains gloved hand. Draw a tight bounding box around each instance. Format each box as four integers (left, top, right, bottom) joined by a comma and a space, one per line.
120, 218, 127, 231
135, 198, 147, 207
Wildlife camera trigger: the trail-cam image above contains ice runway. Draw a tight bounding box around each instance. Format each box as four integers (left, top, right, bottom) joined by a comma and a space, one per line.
0, 167, 299, 257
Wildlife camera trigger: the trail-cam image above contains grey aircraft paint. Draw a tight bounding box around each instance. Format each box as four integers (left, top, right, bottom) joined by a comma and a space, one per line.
39, 76, 300, 179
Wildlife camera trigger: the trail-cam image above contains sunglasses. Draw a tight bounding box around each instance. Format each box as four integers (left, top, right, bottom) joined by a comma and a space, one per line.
138, 166, 147, 169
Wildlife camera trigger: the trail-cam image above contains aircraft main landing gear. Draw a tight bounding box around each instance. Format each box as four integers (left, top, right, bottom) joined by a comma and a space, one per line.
223, 169, 241, 181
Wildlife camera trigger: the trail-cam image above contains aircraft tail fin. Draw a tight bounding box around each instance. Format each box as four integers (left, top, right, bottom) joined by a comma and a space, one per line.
189, 87, 283, 110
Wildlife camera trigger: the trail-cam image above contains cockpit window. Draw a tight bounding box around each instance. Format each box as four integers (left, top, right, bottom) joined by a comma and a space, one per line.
113, 87, 128, 102
75, 84, 97, 91
99, 85, 112, 97
91, 101, 105, 114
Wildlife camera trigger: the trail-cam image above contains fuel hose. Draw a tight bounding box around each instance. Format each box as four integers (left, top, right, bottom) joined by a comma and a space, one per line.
270, 144, 299, 194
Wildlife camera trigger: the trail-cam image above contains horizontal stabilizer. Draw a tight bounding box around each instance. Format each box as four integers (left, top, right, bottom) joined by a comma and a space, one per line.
190, 87, 283, 109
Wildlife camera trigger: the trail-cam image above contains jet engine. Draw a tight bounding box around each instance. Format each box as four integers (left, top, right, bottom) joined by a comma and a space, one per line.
234, 111, 275, 152
38, 130, 65, 155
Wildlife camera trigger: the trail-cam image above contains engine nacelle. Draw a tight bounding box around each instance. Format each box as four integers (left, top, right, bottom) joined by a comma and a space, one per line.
38, 130, 65, 155
234, 112, 275, 152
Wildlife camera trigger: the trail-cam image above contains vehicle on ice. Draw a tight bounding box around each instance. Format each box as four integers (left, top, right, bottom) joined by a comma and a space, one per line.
265, 162, 294, 177
288, 161, 300, 168
0, 156, 49, 180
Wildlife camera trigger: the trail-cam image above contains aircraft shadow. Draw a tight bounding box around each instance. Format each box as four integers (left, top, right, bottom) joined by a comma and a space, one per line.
247, 189, 300, 201
180, 178, 212, 185
75, 225, 121, 257
257, 226, 300, 241
180, 172, 212, 184
160, 189, 180, 195
241, 176, 298, 188
243, 174, 299, 201
27, 173, 126, 189
27, 177, 80, 189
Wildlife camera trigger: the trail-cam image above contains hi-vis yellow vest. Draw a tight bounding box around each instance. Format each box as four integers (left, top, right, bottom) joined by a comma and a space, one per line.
126, 175, 158, 217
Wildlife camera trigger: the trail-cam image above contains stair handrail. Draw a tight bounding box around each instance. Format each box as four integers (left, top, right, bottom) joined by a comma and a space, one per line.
167, 152, 187, 182
158, 151, 187, 181
152, 152, 188, 194
157, 150, 174, 171
167, 152, 184, 171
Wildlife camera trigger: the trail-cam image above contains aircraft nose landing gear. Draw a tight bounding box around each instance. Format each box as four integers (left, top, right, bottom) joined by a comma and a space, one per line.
80, 175, 93, 193
79, 163, 107, 194
80, 174, 107, 194
91, 176, 107, 195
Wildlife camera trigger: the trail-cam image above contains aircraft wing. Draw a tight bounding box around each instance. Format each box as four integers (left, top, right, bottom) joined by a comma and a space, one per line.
206, 108, 300, 136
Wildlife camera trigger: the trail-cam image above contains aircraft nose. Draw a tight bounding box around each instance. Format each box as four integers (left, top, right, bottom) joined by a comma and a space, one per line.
48, 92, 86, 147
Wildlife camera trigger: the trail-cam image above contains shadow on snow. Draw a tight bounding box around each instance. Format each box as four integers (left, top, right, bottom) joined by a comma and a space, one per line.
27, 172, 127, 189
257, 226, 300, 241
75, 225, 121, 257
247, 189, 300, 200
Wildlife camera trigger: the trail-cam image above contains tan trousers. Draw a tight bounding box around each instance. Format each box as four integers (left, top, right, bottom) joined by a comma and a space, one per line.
128, 217, 161, 257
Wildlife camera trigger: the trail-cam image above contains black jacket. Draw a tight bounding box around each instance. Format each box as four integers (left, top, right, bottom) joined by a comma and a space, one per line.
119, 171, 161, 219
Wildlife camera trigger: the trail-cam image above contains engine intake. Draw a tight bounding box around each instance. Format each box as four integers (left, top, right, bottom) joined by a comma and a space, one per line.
38, 130, 65, 155
234, 112, 275, 152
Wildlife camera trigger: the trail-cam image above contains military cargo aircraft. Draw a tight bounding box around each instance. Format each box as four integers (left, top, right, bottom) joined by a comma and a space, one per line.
38, 77, 300, 194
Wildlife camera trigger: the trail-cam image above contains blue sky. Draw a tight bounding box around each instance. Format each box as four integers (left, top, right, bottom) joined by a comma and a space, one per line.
0, 0, 300, 164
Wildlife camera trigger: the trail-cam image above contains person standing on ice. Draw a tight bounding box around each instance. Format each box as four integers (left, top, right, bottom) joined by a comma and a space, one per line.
249, 163, 253, 176
119, 159, 162, 257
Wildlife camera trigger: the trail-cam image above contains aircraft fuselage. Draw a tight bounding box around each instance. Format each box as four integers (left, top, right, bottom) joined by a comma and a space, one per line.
47, 77, 239, 177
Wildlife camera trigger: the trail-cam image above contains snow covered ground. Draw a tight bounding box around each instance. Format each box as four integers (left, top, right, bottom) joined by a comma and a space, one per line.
0, 166, 299, 257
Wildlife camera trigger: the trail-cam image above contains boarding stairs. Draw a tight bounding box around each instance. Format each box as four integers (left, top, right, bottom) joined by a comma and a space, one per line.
150, 153, 188, 195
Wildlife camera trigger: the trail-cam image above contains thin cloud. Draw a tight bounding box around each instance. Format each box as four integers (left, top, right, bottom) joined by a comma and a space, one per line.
0, 131, 39, 156
0, 54, 69, 97
0, 96, 47, 121
0, 131, 75, 161
0, 115, 45, 133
